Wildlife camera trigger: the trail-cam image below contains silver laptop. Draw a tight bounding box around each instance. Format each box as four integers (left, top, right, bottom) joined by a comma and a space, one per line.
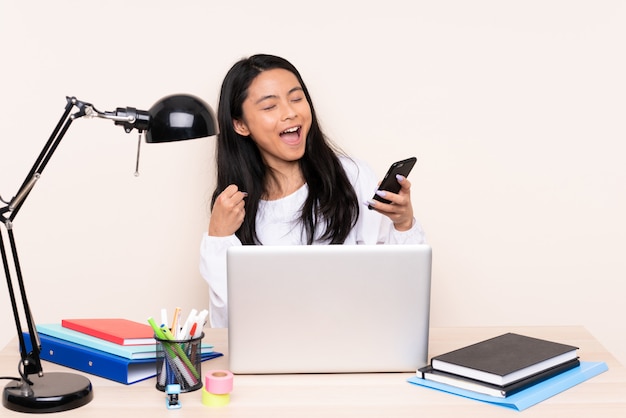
226, 244, 432, 374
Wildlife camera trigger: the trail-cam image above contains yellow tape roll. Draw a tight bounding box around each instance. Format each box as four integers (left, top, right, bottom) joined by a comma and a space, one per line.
201, 388, 230, 407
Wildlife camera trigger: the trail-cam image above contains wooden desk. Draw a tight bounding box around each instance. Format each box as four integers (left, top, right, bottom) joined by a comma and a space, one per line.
2, 326, 625, 417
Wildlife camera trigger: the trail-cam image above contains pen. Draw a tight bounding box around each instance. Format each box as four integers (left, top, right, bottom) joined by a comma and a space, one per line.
188, 322, 200, 366
160, 308, 168, 328
170, 307, 181, 337
197, 309, 209, 326
148, 317, 167, 340
180, 309, 198, 340
193, 310, 209, 338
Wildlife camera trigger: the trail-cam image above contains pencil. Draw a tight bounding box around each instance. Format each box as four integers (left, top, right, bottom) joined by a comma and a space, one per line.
170, 307, 181, 337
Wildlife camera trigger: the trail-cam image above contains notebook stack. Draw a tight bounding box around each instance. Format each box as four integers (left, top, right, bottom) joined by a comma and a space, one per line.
23, 318, 221, 384
417, 333, 580, 398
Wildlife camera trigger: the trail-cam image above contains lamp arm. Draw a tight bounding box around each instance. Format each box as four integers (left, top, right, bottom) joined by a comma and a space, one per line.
78, 99, 151, 134
2, 97, 152, 219
0, 97, 84, 381
97, 107, 151, 132
2, 97, 75, 220
0, 95, 156, 383
0, 226, 44, 381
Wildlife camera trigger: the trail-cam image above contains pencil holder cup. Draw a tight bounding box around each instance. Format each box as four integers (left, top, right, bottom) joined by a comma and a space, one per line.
155, 332, 204, 392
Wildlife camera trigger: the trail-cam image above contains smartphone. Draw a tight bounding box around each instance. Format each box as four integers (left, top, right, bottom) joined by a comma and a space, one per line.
370, 157, 417, 207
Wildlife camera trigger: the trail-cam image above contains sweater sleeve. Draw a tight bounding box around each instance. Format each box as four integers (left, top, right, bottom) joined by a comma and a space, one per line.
199, 233, 242, 328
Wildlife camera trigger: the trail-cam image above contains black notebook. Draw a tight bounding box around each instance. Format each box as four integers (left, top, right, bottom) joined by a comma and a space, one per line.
419, 358, 580, 398
430, 333, 579, 386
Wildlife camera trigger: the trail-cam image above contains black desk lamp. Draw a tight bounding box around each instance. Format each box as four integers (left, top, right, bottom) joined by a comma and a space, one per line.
1, 94, 216, 413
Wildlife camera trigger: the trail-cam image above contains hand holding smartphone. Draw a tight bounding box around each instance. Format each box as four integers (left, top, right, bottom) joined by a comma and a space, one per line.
369, 157, 417, 208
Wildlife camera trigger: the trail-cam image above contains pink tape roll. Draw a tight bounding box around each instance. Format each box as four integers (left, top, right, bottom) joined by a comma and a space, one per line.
205, 370, 234, 395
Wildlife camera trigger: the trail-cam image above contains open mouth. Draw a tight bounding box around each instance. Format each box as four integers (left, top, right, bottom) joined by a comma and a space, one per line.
279, 126, 302, 144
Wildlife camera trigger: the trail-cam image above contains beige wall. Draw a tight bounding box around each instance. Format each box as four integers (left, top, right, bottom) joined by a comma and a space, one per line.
1, 1, 625, 364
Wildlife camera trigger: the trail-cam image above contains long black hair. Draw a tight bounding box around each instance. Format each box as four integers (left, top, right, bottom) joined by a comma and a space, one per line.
211, 54, 359, 245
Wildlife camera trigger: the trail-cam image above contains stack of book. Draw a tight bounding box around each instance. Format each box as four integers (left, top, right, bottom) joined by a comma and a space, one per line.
23, 318, 221, 384
409, 332, 609, 410
417, 333, 581, 398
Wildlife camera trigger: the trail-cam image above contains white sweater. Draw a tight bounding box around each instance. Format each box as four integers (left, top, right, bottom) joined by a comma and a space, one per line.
199, 157, 426, 327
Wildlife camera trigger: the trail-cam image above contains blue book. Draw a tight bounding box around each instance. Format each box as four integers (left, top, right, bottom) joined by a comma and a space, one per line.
408, 361, 608, 411
35, 323, 214, 360
22, 332, 223, 384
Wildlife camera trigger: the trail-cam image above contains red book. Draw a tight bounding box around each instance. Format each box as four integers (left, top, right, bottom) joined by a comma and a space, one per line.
61, 318, 156, 346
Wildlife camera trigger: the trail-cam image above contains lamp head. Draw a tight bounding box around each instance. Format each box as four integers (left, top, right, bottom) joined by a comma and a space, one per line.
95, 93, 216, 176
145, 94, 217, 143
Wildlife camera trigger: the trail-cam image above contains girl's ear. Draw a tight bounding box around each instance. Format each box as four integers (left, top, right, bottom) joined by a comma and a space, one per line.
233, 118, 250, 137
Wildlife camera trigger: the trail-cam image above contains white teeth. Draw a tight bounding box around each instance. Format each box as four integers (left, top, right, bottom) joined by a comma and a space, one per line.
282, 127, 298, 134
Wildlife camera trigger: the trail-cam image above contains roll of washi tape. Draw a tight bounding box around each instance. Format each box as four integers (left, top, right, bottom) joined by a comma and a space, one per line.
201, 387, 230, 407
205, 370, 234, 395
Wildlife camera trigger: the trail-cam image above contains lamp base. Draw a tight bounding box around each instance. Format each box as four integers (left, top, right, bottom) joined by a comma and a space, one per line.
3, 372, 93, 413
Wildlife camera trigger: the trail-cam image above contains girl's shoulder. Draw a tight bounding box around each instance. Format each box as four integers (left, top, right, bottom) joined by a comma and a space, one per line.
338, 155, 376, 186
